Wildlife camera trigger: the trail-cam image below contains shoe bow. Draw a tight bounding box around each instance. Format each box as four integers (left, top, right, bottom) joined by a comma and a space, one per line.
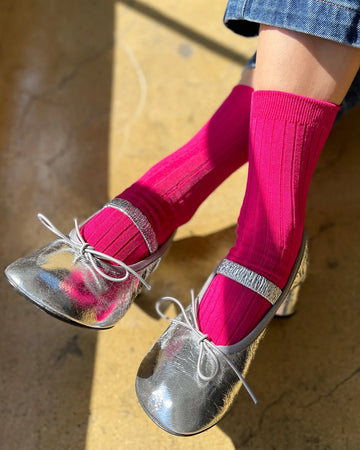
155, 291, 258, 404
37, 213, 151, 290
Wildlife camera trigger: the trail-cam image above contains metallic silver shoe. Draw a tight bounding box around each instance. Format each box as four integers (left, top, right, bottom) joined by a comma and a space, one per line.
5, 198, 173, 329
136, 235, 309, 436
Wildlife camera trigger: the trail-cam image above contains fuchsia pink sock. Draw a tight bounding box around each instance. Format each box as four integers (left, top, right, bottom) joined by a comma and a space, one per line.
198, 90, 339, 346
81, 85, 253, 264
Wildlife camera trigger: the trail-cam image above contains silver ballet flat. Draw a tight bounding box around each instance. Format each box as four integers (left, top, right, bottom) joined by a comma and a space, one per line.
5, 198, 173, 329
136, 234, 309, 436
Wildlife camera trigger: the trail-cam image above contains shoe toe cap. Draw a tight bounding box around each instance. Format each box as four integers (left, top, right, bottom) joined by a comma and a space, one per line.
135, 332, 235, 436
4, 240, 117, 327
5, 246, 81, 321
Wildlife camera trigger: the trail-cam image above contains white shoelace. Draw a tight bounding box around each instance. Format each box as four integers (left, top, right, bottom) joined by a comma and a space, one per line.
155, 291, 258, 404
38, 213, 151, 290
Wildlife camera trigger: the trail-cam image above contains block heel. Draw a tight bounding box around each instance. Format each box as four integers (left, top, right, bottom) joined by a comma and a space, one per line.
275, 283, 302, 316
276, 238, 309, 317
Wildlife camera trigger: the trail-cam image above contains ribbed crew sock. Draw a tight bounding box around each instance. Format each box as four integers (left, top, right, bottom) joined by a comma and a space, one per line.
81, 85, 253, 264
198, 90, 339, 345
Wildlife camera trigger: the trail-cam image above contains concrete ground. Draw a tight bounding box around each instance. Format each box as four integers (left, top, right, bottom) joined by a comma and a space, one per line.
1, 1, 359, 449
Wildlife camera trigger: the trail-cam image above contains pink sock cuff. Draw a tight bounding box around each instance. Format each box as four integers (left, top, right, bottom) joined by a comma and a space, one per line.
252, 90, 340, 125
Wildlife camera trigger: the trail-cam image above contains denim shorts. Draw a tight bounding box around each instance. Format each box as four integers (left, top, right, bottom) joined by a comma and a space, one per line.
224, 0, 360, 47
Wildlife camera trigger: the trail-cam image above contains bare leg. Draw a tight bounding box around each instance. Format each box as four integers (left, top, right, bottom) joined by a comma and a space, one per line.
255, 25, 360, 103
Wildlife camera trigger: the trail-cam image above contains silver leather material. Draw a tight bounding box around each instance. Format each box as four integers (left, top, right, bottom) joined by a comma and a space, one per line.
216, 259, 282, 305
275, 284, 301, 316
136, 235, 308, 436
5, 203, 172, 329
275, 241, 309, 316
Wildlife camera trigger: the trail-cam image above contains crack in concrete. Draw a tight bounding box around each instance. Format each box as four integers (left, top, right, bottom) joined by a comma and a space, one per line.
17, 40, 113, 134
54, 334, 83, 367
44, 109, 110, 167
56, 41, 113, 91
237, 391, 288, 447
309, 218, 358, 243
309, 221, 336, 242
302, 366, 360, 408
258, 391, 288, 431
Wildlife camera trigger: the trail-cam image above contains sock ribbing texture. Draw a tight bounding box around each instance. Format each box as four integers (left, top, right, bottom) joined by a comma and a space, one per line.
198, 90, 339, 346
81, 85, 253, 264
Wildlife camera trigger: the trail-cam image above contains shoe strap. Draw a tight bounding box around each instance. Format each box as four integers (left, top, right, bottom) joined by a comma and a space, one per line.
216, 259, 282, 305
106, 198, 158, 254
